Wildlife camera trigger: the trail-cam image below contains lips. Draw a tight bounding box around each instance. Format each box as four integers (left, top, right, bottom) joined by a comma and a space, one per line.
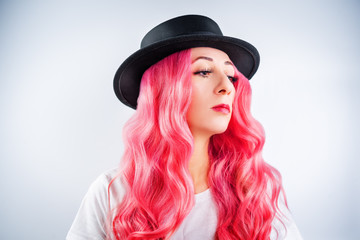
211, 104, 230, 114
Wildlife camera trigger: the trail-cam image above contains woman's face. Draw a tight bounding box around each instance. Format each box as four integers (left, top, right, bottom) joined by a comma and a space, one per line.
187, 47, 236, 138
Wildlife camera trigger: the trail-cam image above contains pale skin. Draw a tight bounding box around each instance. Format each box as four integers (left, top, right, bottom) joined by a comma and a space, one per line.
187, 47, 236, 194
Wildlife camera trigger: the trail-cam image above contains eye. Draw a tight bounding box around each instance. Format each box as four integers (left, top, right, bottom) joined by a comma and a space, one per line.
194, 70, 212, 77
228, 75, 238, 83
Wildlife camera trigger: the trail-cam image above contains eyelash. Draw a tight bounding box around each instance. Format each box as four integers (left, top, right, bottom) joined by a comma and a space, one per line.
194, 70, 238, 83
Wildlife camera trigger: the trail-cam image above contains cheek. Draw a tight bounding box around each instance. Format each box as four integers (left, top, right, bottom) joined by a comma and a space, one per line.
186, 84, 208, 122
187, 91, 202, 120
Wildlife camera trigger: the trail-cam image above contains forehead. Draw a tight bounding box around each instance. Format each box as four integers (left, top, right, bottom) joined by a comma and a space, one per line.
190, 47, 232, 62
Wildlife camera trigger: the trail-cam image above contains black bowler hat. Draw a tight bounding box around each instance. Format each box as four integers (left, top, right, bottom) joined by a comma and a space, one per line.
114, 14, 260, 109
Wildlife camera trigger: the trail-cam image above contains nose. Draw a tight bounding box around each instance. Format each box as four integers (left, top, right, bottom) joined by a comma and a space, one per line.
215, 73, 233, 95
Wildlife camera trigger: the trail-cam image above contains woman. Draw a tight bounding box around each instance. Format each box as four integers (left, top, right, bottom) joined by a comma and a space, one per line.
67, 15, 303, 240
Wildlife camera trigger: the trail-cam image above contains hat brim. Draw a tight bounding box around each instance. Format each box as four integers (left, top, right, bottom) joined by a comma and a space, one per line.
113, 34, 260, 109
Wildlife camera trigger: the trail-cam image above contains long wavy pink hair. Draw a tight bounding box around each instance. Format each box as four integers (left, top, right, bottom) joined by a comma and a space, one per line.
108, 49, 286, 239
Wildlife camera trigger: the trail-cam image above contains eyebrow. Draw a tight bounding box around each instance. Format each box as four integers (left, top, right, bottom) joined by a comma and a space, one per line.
192, 56, 234, 66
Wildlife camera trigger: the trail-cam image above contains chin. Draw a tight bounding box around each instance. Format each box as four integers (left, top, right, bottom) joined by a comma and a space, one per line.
188, 120, 230, 137
210, 125, 229, 135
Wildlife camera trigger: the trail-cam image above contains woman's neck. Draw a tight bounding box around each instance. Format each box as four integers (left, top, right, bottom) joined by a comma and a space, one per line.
189, 135, 210, 194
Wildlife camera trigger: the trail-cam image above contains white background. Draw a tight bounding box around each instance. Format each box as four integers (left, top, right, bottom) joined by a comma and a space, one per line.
1, 0, 359, 239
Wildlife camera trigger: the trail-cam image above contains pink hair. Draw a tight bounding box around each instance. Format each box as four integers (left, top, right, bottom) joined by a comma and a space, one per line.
209, 67, 286, 239
108, 49, 286, 239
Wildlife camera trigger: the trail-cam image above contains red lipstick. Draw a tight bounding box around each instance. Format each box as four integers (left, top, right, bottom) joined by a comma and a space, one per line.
211, 104, 230, 114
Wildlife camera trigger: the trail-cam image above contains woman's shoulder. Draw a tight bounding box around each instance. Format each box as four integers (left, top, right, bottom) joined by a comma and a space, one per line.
66, 167, 125, 240
93, 167, 120, 184
88, 167, 126, 207
270, 192, 304, 240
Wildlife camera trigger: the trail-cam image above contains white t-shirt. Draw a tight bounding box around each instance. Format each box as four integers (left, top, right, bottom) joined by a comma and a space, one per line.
66, 168, 303, 240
